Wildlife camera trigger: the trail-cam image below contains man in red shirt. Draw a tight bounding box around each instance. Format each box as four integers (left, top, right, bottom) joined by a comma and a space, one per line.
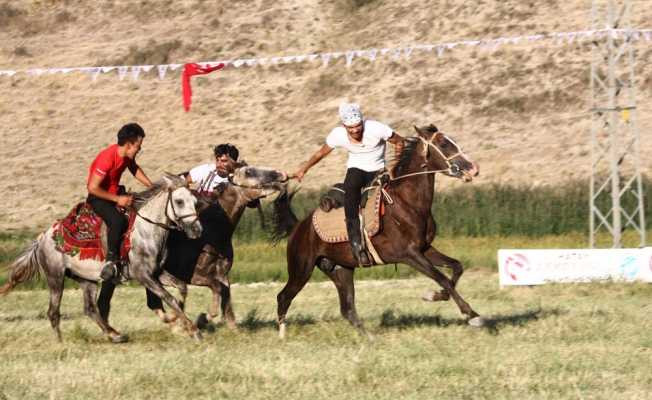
87, 123, 153, 282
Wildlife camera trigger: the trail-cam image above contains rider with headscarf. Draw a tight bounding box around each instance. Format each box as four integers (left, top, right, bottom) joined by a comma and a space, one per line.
292, 102, 404, 266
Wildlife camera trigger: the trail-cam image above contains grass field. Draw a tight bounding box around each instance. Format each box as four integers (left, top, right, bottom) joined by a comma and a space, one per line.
0, 269, 651, 399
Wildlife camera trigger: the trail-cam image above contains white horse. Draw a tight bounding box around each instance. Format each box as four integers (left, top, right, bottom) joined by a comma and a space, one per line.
0, 173, 204, 342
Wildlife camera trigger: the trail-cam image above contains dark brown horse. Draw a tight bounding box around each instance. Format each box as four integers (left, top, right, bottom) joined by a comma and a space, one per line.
272, 124, 484, 338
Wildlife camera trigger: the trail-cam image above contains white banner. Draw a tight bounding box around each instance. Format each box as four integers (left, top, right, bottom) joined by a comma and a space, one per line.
498, 248, 652, 286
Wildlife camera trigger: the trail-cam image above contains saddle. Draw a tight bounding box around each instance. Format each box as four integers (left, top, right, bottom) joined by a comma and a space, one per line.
51, 202, 137, 262
312, 185, 385, 244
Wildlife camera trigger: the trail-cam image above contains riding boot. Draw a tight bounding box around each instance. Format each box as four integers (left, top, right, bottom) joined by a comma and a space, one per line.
345, 218, 371, 266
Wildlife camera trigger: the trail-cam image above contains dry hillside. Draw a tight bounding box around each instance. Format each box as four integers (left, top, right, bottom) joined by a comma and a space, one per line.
1, 0, 651, 231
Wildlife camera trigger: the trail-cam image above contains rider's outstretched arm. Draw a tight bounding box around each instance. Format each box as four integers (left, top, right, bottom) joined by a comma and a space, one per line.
291, 144, 333, 182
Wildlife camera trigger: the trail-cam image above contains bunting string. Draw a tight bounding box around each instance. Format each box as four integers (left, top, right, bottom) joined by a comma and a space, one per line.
0, 28, 650, 80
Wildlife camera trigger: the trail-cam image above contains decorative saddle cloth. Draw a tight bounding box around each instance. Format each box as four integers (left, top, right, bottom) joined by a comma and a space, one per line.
312, 186, 385, 243
51, 202, 136, 261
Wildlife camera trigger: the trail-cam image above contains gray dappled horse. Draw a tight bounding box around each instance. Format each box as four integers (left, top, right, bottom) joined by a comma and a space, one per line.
146, 165, 288, 330
0, 174, 204, 342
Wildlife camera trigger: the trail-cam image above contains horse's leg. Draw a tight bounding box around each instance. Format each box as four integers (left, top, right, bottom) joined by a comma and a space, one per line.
76, 279, 127, 343
277, 254, 315, 339
45, 270, 65, 342
405, 248, 484, 326
137, 275, 201, 339
214, 279, 236, 329
422, 246, 465, 302
321, 265, 368, 337
97, 281, 116, 322
145, 288, 173, 323
152, 272, 189, 324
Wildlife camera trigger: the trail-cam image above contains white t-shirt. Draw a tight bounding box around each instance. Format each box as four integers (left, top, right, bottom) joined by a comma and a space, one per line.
326, 119, 394, 172
189, 163, 229, 193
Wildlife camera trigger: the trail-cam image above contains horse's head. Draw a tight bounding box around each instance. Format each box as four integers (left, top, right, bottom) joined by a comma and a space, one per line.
228, 163, 289, 197
414, 124, 479, 182
161, 173, 203, 239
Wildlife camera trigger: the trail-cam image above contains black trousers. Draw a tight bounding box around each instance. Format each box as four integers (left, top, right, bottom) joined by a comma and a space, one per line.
87, 195, 127, 262
343, 168, 380, 220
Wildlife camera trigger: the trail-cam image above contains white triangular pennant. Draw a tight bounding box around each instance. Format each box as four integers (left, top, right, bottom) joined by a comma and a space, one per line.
90, 67, 101, 81
157, 64, 168, 80
281, 56, 296, 64
257, 58, 268, 66
380, 48, 391, 56
644, 31, 652, 41
0, 70, 17, 76
404, 47, 414, 58
244, 59, 257, 67
463, 40, 480, 47
320, 53, 332, 67
131, 66, 141, 81
391, 48, 402, 59
308, 54, 319, 62
366, 49, 378, 61
101, 66, 115, 73
118, 66, 129, 80
436, 46, 445, 57
233, 59, 245, 68
345, 51, 356, 67
141, 65, 154, 73
294, 55, 307, 63
270, 57, 282, 64
169, 64, 183, 71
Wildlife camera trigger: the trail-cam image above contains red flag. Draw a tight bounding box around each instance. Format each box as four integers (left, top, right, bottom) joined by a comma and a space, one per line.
182, 62, 225, 112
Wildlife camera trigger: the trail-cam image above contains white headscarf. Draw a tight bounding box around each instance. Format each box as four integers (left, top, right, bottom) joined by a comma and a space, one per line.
338, 102, 363, 127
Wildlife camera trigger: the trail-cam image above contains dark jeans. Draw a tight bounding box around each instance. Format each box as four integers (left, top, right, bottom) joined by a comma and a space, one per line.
87, 194, 127, 262
343, 168, 380, 220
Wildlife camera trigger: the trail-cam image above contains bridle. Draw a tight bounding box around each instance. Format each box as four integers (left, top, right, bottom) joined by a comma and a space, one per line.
390, 133, 467, 182
135, 188, 199, 231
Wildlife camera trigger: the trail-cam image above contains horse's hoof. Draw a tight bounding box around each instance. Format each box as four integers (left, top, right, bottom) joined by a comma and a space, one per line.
468, 316, 486, 328
109, 334, 129, 343
196, 313, 209, 330
192, 330, 203, 341
279, 323, 286, 340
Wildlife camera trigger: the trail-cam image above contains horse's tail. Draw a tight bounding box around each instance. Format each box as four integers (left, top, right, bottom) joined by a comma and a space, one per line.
0, 236, 43, 295
270, 187, 300, 244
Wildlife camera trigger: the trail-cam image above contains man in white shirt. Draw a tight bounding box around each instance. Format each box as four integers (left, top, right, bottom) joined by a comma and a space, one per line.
292, 103, 404, 266
187, 143, 239, 194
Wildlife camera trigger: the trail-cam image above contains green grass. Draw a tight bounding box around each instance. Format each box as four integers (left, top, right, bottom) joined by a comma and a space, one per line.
0, 271, 650, 399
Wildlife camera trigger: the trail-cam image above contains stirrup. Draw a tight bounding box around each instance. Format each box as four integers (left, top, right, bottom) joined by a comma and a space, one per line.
100, 261, 119, 282
355, 250, 373, 267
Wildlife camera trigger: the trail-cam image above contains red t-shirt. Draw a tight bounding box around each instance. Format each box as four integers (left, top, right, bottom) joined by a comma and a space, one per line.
87, 144, 139, 195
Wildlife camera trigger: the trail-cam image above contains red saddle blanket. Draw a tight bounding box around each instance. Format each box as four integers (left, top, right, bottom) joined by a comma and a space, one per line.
51, 202, 136, 261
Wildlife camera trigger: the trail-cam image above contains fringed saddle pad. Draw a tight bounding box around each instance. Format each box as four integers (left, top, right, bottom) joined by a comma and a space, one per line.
51, 202, 136, 261
312, 186, 384, 243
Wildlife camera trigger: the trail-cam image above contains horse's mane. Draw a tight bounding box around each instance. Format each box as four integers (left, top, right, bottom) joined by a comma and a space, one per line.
132, 175, 186, 211
392, 137, 420, 177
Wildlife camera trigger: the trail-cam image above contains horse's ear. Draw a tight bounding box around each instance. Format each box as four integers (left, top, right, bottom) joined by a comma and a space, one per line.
413, 125, 426, 136
428, 124, 438, 133
163, 172, 186, 188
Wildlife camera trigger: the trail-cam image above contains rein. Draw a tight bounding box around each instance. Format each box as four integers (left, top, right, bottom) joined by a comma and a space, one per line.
389, 134, 466, 182
134, 188, 198, 232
